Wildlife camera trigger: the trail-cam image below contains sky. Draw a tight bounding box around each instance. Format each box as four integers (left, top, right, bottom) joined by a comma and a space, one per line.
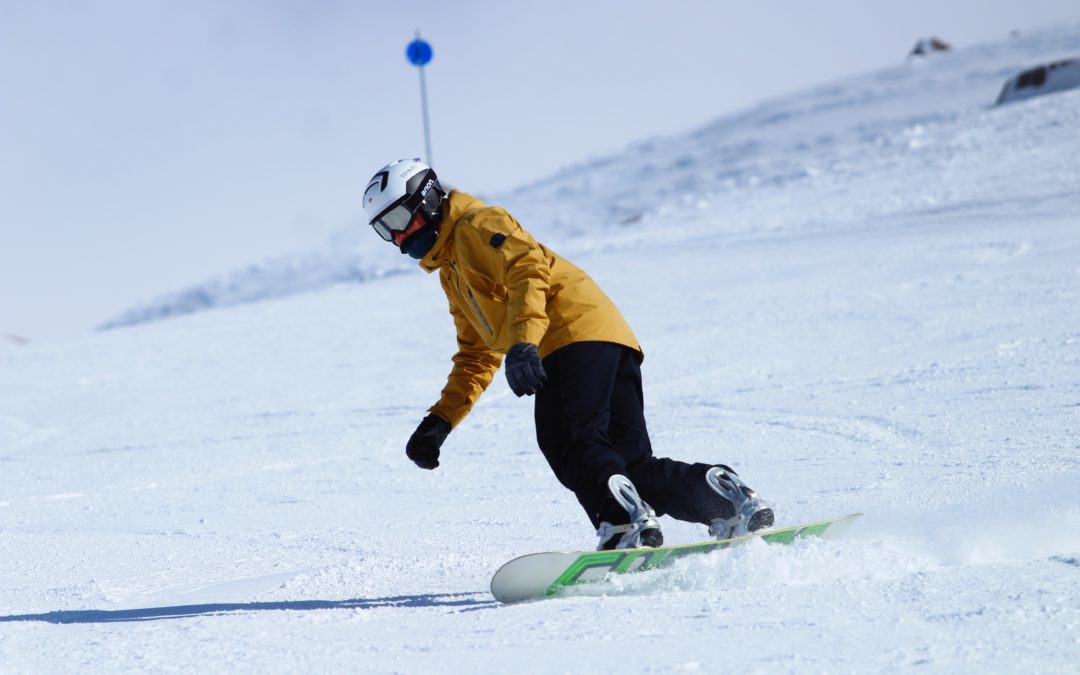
2, 0, 1079, 340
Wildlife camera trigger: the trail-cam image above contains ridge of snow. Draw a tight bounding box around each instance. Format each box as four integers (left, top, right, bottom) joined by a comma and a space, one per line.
101, 22, 1080, 330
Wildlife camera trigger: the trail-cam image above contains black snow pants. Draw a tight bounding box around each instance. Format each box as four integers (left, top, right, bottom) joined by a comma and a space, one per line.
534, 341, 730, 529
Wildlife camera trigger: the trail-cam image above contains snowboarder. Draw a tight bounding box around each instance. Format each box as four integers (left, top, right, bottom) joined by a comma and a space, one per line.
363, 158, 774, 550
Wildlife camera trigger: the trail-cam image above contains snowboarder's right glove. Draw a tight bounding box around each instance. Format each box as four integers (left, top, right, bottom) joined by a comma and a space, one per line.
406, 414, 450, 470
505, 343, 547, 397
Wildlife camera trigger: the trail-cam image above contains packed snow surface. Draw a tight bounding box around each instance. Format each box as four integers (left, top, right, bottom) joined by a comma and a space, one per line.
3, 24, 1080, 673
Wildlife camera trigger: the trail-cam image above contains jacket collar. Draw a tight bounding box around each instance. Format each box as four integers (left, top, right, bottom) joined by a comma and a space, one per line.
418, 190, 487, 273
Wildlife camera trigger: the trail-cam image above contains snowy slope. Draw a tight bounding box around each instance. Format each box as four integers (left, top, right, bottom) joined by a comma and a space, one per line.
101, 22, 1080, 329
3, 24, 1080, 673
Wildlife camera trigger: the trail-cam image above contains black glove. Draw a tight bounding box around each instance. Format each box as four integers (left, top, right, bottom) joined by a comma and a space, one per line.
505, 343, 547, 397
406, 414, 451, 470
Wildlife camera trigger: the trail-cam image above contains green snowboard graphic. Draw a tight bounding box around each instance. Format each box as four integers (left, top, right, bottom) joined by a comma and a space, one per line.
490, 513, 862, 603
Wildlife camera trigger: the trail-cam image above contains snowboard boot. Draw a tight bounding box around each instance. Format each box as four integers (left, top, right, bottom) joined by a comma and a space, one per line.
705, 465, 774, 540
596, 474, 664, 550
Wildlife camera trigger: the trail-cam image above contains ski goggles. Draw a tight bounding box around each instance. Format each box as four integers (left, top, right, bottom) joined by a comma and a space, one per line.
370, 202, 416, 242
369, 186, 441, 242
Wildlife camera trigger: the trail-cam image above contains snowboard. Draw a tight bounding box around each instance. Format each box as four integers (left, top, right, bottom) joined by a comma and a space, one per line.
490, 512, 862, 603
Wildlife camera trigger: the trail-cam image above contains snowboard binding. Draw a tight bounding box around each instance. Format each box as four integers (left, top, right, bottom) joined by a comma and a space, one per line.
596, 474, 664, 550
705, 465, 774, 540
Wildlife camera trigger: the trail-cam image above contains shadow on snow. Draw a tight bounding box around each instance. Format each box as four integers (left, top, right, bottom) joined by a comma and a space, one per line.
0, 592, 497, 624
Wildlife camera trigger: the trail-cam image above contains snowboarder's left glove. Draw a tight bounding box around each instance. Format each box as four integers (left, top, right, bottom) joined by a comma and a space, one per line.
505, 343, 547, 397
406, 414, 450, 470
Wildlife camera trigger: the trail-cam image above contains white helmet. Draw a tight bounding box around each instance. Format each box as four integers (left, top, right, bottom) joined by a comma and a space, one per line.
363, 158, 445, 242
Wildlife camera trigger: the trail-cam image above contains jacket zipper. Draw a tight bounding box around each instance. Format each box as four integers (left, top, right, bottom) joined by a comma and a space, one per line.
467, 287, 495, 337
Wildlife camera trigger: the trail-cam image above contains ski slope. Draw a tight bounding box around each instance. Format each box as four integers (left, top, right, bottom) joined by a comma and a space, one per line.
3, 24, 1080, 673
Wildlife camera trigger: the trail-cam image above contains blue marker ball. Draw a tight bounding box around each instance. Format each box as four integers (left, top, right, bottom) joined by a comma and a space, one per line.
406, 39, 433, 67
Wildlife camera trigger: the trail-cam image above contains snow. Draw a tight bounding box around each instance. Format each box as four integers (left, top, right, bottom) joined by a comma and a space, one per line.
3, 23, 1080, 673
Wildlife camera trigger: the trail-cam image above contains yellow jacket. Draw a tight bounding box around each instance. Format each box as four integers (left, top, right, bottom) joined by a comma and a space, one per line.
420, 191, 641, 427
